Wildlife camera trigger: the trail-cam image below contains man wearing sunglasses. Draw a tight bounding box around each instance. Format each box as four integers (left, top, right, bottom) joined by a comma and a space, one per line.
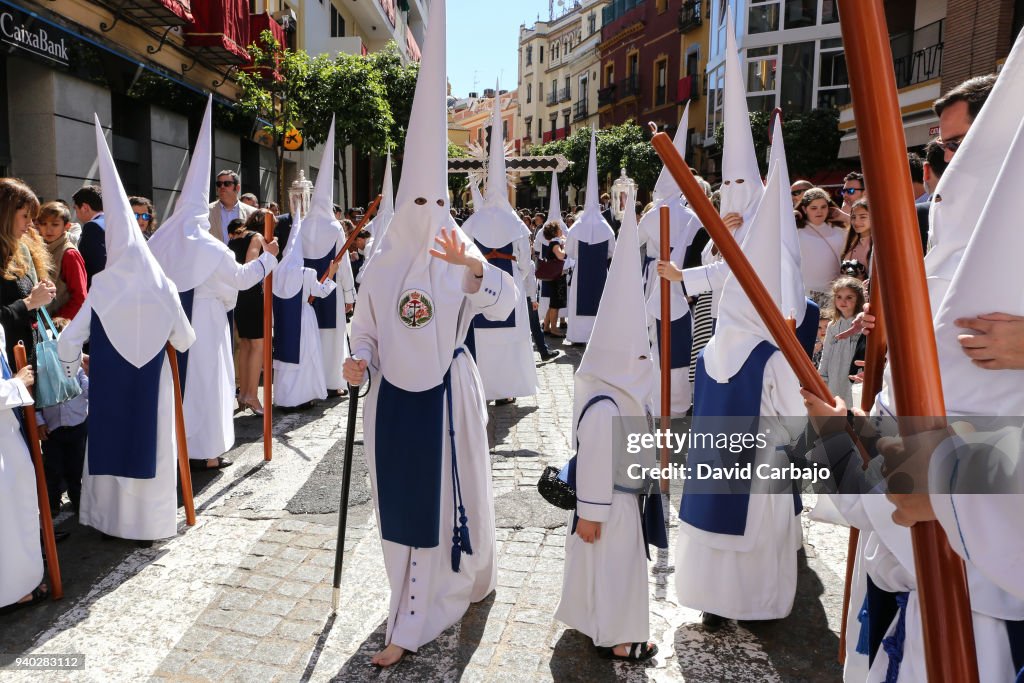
208, 170, 255, 243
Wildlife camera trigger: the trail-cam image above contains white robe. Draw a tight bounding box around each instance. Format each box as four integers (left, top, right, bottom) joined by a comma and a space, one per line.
60, 299, 194, 541
674, 353, 805, 620
681, 241, 730, 318
319, 234, 357, 392
184, 251, 276, 460
273, 269, 336, 407
0, 350, 43, 608
350, 258, 515, 652
564, 233, 614, 344
555, 401, 650, 646
473, 233, 538, 400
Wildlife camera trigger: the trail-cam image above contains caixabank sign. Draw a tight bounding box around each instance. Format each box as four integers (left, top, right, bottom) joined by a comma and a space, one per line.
0, 3, 70, 67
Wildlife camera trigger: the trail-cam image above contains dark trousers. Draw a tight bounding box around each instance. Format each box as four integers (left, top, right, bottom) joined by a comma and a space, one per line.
527, 297, 550, 355
42, 422, 87, 511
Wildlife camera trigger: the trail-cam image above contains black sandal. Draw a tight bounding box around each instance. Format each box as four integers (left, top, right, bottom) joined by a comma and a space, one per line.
596, 642, 658, 662
189, 457, 233, 472
0, 584, 49, 615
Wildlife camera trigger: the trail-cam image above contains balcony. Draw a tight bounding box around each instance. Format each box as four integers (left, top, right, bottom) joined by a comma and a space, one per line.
678, 0, 702, 32
546, 92, 559, 106
677, 75, 699, 102
94, 0, 193, 27
573, 99, 589, 121
558, 88, 571, 103
891, 20, 943, 89
328, 36, 366, 56
598, 85, 616, 107
618, 74, 640, 99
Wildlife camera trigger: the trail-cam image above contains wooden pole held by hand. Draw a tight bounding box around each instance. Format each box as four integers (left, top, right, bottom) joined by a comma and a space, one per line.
166, 344, 196, 526
14, 342, 62, 600
310, 194, 382, 303
837, 1, 977, 678
263, 211, 274, 461
659, 206, 672, 494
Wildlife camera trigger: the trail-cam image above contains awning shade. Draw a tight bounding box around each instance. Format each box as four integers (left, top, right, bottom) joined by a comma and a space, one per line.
185, 0, 251, 65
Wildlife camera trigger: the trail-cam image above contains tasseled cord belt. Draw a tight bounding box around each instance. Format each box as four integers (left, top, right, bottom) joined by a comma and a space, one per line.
445, 347, 472, 572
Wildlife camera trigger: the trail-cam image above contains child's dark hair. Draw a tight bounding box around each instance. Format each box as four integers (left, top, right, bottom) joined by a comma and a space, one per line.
542, 221, 562, 240
357, 230, 370, 239
827, 276, 866, 322
850, 198, 869, 214
226, 218, 246, 235
38, 201, 71, 225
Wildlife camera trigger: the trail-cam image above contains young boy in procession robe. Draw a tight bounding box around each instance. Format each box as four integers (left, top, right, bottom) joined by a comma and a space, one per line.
272, 203, 338, 409
342, 0, 518, 666
0, 325, 47, 612
300, 120, 357, 397
461, 86, 538, 403
147, 98, 279, 470
555, 189, 667, 661
803, 38, 1024, 680
638, 104, 703, 416
673, 133, 810, 630
58, 117, 196, 544
564, 131, 615, 345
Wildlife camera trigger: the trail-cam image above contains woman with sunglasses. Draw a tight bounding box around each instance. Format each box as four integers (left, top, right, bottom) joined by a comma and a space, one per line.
129, 197, 158, 240
796, 188, 849, 308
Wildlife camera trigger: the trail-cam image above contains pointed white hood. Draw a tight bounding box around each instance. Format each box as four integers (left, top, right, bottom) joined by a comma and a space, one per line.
272, 199, 307, 299
147, 96, 230, 293
932, 112, 1024, 416
769, 117, 806, 327
703, 158, 795, 382
357, 0, 458, 392
924, 28, 1024, 312
89, 116, 187, 367
575, 186, 655, 423
719, 9, 764, 225
302, 117, 344, 260
462, 83, 528, 247
546, 171, 566, 229
570, 129, 615, 244
469, 179, 484, 211
357, 152, 396, 282
652, 103, 690, 203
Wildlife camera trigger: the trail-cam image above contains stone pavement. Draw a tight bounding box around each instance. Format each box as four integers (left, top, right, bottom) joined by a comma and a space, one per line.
0, 344, 847, 682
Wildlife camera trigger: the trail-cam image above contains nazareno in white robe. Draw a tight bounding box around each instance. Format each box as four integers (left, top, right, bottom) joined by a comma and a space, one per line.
184, 250, 276, 460
350, 252, 516, 653
318, 232, 356, 393
555, 400, 650, 647
60, 299, 194, 541
674, 352, 805, 620
0, 339, 43, 608
564, 229, 614, 345
273, 268, 336, 408
472, 232, 538, 400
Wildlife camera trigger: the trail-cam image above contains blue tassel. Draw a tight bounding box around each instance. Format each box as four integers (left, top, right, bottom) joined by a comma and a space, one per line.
450, 531, 462, 572
855, 597, 871, 655
881, 593, 909, 683
458, 506, 473, 556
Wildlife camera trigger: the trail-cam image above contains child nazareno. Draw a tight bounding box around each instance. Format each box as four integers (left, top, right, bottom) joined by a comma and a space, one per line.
555, 190, 667, 662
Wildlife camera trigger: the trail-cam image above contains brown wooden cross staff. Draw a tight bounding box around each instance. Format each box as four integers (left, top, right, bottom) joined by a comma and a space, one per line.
263, 211, 275, 461
309, 194, 382, 304
13, 342, 62, 600
166, 344, 196, 526
659, 206, 672, 494
836, 0, 977, 678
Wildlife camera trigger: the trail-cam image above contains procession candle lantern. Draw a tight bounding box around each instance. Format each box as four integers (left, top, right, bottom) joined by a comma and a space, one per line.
836, 1, 978, 679
610, 168, 637, 221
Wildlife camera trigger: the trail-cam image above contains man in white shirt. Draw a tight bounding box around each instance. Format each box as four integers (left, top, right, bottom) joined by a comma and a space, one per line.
208, 170, 256, 243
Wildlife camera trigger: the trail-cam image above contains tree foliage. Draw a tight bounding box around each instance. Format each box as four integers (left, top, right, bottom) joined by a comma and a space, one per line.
447, 141, 469, 201
714, 108, 842, 179
365, 43, 420, 154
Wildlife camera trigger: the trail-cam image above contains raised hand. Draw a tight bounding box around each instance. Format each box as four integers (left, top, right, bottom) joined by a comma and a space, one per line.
430, 228, 483, 277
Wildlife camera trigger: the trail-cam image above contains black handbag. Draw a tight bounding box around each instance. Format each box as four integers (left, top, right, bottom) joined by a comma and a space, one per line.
536, 395, 616, 511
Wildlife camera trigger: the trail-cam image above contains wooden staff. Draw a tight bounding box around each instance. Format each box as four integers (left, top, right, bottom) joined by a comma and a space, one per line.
837, 1, 977, 678
309, 194, 382, 303
659, 206, 671, 494
13, 342, 62, 600
648, 129, 832, 404
838, 268, 888, 663
263, 211, 274, 461
165, 344, 196, 526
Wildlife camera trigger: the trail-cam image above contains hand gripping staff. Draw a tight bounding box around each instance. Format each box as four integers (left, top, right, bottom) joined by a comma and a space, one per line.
309, 194, 382, 304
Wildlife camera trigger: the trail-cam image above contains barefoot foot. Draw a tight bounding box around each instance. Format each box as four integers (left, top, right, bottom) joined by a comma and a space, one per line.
371, 643, 405, 667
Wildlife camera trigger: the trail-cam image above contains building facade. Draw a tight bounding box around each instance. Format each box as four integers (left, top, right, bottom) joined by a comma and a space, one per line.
516, 0, 608, 154
450, 89, 518, 153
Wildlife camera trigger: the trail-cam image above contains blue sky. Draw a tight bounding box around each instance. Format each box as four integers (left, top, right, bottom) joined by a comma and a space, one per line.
446, 0, 553, 97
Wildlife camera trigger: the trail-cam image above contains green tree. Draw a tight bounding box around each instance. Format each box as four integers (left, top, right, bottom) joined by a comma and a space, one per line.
365, 42, 420, 155
447, 141, 469, 204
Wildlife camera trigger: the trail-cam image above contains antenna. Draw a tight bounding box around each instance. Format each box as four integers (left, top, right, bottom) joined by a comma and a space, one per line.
549, 0, 554, 20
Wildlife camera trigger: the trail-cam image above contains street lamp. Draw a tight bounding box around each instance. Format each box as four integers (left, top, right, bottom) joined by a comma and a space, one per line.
289, 170, 314, 221
611, 167, 637, 221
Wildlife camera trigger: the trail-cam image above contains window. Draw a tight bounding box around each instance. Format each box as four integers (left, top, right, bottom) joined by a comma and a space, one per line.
588, 12, 596, 34
817, 37, 850, 108
565, 76, 571, 99
526, 83, 532, 103
748, 0, 780, 34
503, 119, 508, 140
628, 52, 639, 77
525, 117, 533, 138
784, 0, 817, 29
605, 63, 614, 87
330, 4, 345, 38
526, 45, 533, 66
821, 0, 839, 24
553, 42, 559, 60
540, 45, 544, 63
654, 58, 668, 106
656, 0, 667, 12
705, 63, 724, 138
780, 41, 815, 113
746, 45, 778, 94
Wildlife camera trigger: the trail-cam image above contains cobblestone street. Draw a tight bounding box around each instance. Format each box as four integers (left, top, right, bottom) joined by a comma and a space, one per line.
0, 345, 847, 682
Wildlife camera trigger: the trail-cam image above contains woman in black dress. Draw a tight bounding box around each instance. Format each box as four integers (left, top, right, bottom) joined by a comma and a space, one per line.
0, 178, 55, 362
540, 221, 567, 336
229, 211, 270, 414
